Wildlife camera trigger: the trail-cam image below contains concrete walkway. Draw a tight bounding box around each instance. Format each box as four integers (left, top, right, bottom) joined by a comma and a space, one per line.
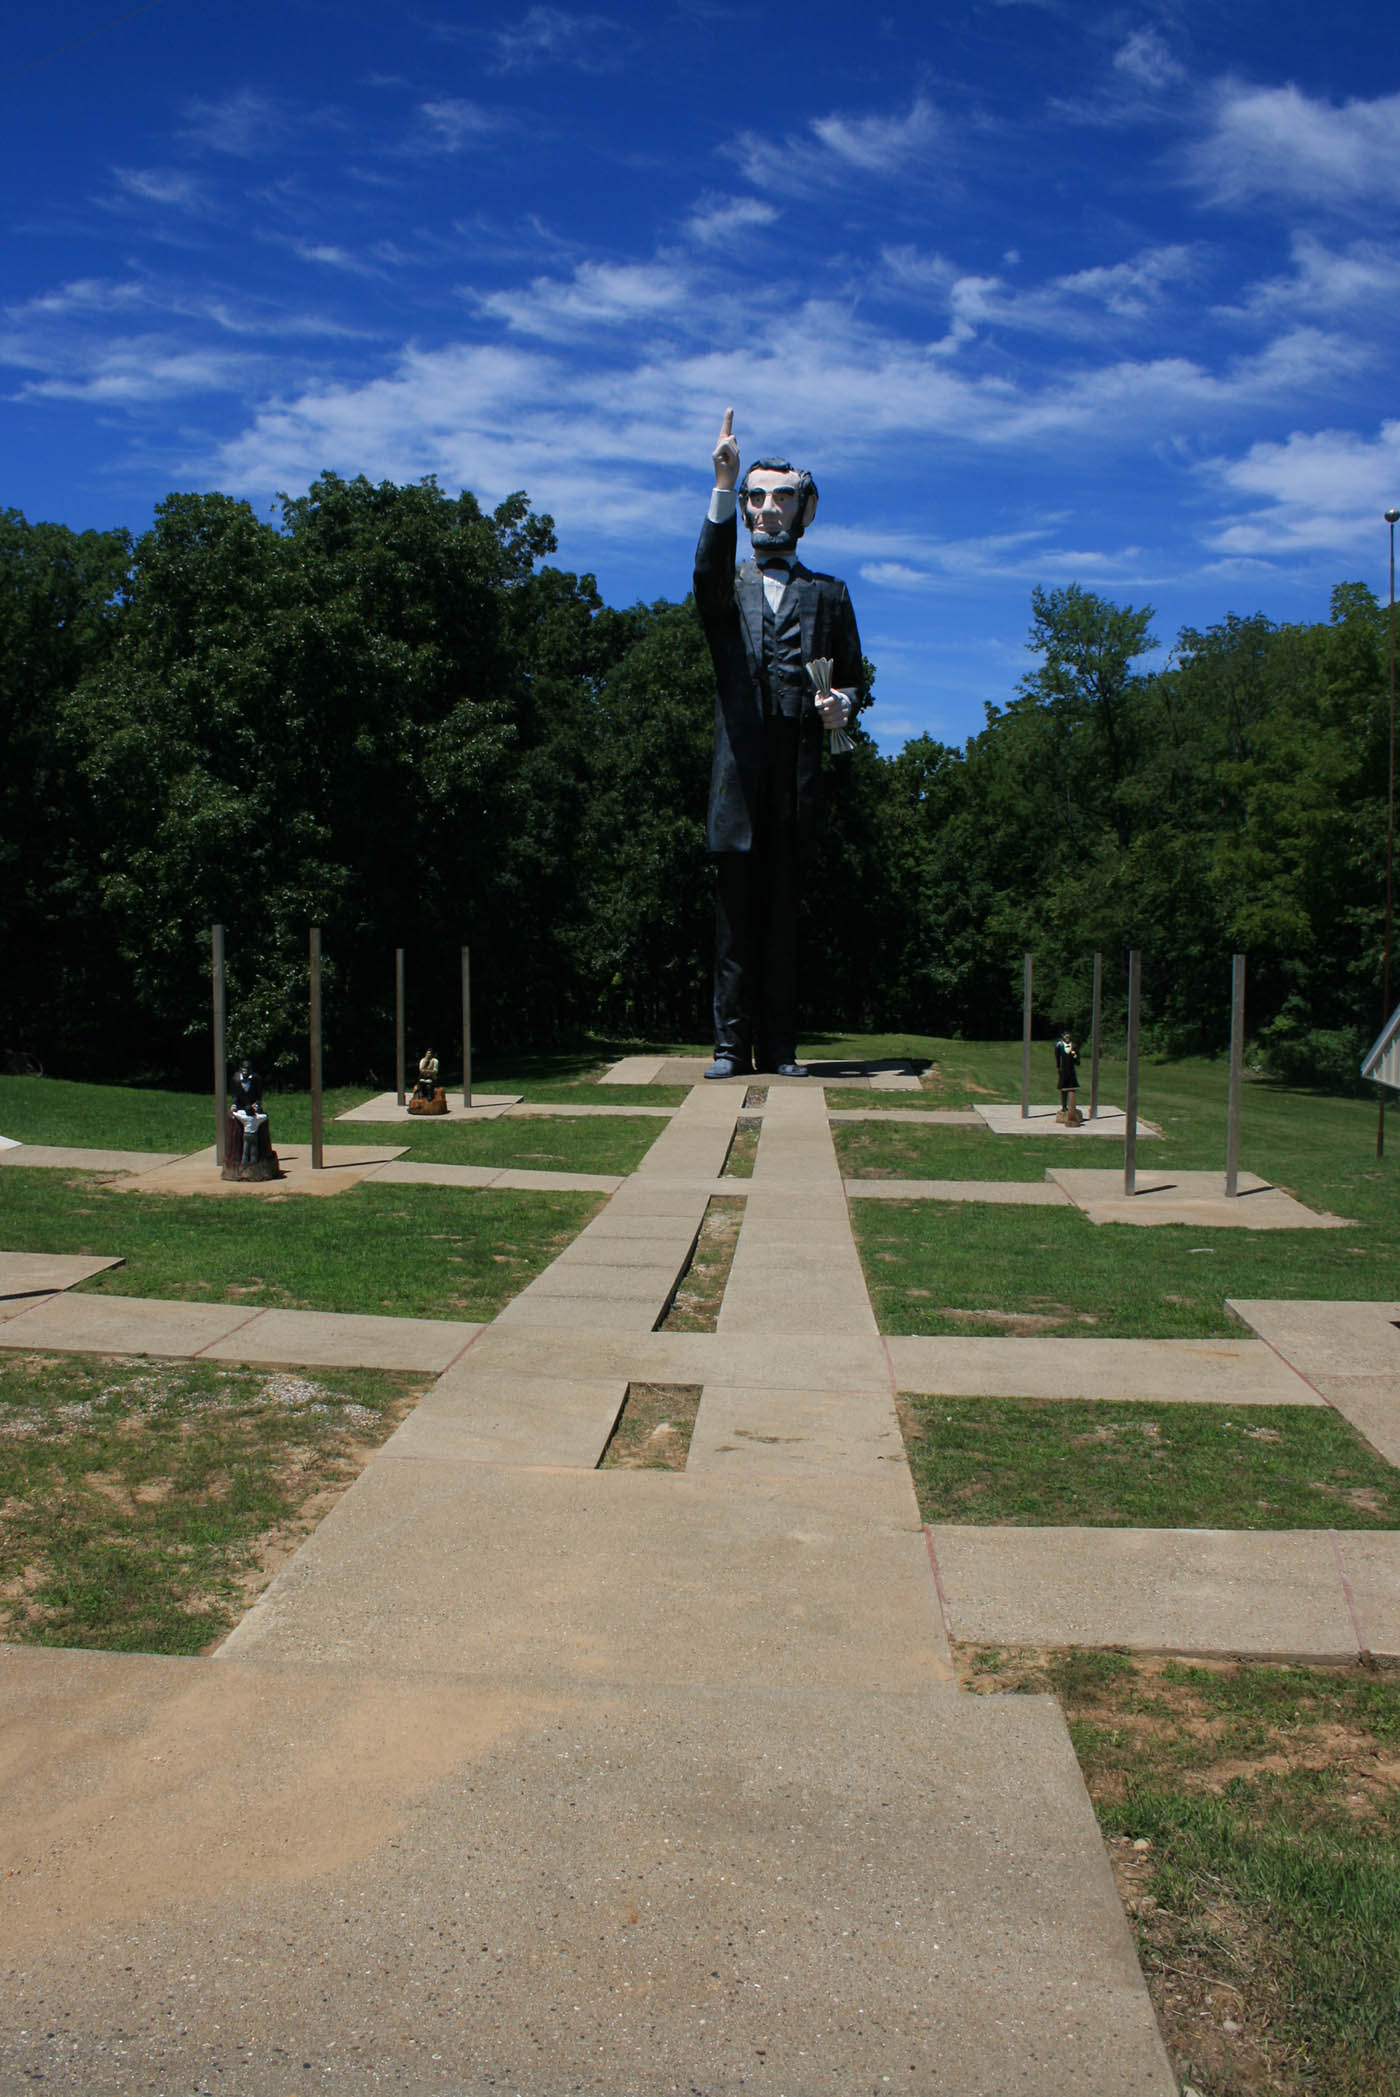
7, 1072, 1396, 2090
0, 1075, 1185, 2094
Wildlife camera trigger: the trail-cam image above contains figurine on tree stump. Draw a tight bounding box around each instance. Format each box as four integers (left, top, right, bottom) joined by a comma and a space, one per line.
408, 1047, 448, 1116
223, 1058, 282, 1179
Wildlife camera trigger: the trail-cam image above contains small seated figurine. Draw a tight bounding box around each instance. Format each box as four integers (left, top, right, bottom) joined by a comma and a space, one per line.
408, 1047, 448, 1115
223, 1056, 281, 1177
1054, 1028, 1083, 1126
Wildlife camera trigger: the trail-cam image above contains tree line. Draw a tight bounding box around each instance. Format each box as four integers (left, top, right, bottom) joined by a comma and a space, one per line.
2, 473, 1393, 1091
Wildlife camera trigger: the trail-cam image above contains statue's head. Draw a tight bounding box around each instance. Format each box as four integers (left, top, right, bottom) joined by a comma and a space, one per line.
738, 456, 818, 553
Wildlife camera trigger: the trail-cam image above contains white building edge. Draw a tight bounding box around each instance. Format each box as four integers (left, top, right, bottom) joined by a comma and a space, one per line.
1361, 1003, 1400, 1091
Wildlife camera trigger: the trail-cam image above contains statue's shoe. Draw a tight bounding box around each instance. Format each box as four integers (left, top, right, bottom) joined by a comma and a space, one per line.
774, 1062, 808, 1078
704, 1055, 751, 1080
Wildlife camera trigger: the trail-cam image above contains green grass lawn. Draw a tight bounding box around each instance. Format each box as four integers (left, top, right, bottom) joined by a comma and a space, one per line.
0, 1350, 432, 1654
0, 1070, 680, 1148
899, 1395, 1400, 1528
967, 1647, 1400, 2097
841, 1053, 1395, 1336
337, 1114, 664, 1174
1, 1171, 601, 1320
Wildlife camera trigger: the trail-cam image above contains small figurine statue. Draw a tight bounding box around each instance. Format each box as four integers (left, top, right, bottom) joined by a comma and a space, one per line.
223, 1057, 281, 1178
408, 1046, 448, 1115
1054, 1029, 1083, 1126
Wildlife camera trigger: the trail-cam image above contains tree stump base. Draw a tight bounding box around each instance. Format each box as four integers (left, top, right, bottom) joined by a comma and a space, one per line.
221, 1151, 282, 1181
407, 1088, 449, 1116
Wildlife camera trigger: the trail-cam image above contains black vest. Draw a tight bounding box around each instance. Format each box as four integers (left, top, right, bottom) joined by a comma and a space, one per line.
759, 575, 807, 719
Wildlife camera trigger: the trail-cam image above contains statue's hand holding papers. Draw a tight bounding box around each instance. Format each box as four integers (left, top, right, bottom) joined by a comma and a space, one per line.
806, 658, 854, 755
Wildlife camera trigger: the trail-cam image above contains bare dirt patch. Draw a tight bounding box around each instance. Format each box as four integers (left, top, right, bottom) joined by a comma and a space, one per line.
658, 1196, 744, 1332
597, 1383, 700, 1470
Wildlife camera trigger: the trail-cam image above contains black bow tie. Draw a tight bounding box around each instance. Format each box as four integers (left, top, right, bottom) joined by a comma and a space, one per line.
757, 558, 791, 575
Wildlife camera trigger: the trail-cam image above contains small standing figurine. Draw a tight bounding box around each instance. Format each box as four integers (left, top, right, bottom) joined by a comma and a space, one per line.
1054, 1028, 1083, 1126
223, 1057, 280, 1178
408, 1047, 448, 1116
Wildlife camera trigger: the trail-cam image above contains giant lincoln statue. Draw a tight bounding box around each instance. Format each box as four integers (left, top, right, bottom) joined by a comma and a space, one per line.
694, 407, 866, 1080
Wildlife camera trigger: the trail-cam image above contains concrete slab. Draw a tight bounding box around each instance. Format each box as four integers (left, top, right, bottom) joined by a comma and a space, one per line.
0, 1292, 269, 1359
0, 1143, 187, 1172
688, 1381, 913, 1482
220, 1462, 951, 1690
491, 1167, 625, 1193
928, 1525, 1363, 1659
976, 1103, 1158, 1137
847, 1177, 1072, 1204
335, 1090, 522, 1121
887, 1335, 1322, 1405
115, 1143, 408, 1197
870, 1071, 923, 1089
1228, 1299, 1400, 1463
0, 1132, 18, 1148
829, 1108, 985, 1124
0, 1650, 1174, 2097
381, 1370, 627, 1468
514, 1260, 682, 1303
492, 1293, 671, 1332
1228, 1298, 1400, 1378
1331, 1532, 1400, 1661
1050, 1167, 1349, 1229
0, 1250, 124, 1301
458, 1323, 893, 1392
199, 1307, 479, 1373
599, 1054, 668, 1083
504, 1101, 675, 1118
720, 1088, 878, 1337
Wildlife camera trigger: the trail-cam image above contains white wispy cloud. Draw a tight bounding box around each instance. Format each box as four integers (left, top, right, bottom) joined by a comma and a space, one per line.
6, 338, 260, 404
109, 165, 212, 212
1113, 28, 1187, 93
1202, 420, 1400, 555
416, 99, 510, 152
684, 194, 779, 248
181, 90, 292, 158
1218, 232, 1400, 323
1189, 83, 1400, 210
491, 6, 623, 72
477, 259, 694, 337
940, 245, 1199, 341
724, 96, 944, 194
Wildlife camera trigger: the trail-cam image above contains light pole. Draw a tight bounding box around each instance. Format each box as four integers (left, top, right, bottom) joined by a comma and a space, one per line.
1382, 506, 1398, 1159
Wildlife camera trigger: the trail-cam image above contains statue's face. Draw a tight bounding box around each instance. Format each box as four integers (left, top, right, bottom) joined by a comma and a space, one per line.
742, 469, 803, 548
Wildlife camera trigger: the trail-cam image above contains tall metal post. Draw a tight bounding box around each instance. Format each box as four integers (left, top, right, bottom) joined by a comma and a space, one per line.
1123, 950, 1141, 1197
1225, 953, 1245, 1198
211, 924, 227, 1166
461, 945, 472, 1110
1089, 951, 1103, 1121
1381, 507, 1398, 1159
1020, 953, 1033, 1119
309, 926, 324, 1170
395, 947, 406, 1106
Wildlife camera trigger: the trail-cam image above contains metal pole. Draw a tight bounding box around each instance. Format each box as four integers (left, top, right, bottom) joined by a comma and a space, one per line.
1381, 508, 1398, 1160
1020, 953, 1032, 1119
1123, 950, 1141, 1197
1089, 951, 1102, 1121
395, 947, 406, 1106
1225, 953, 1245, 1198
211, 924, 227, 1166
461, 945, 472, 1110
309, 926, 324, 1170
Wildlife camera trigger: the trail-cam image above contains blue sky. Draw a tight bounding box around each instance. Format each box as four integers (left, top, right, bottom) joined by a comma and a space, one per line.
5, 0, 1400, 751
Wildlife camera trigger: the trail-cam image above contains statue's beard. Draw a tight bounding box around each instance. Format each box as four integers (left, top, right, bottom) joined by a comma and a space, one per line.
747, 521, 800, 553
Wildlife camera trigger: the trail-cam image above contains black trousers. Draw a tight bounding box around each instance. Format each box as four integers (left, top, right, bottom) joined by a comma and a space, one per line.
713, 715, 802, 1071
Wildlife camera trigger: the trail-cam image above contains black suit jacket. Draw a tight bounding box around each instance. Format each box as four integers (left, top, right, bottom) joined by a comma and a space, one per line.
694, 510, 864, 854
